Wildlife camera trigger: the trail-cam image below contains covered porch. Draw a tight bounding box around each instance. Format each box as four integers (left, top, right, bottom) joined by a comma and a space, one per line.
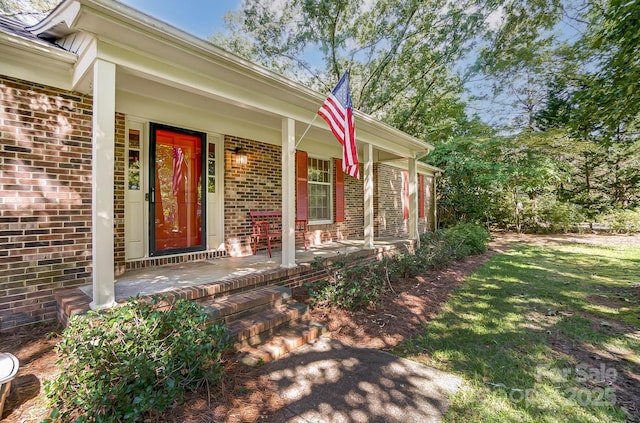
82, 238, 411, 302
55, 238, 412, 329
28, 0, 438, 315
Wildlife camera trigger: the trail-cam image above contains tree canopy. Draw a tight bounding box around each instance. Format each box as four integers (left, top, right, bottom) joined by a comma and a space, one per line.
5, 0, 638, 231
214, 0, 501, 142
215, 0, 640, 231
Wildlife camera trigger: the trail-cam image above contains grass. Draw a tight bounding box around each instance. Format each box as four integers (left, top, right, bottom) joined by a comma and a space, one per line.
397, 242, 640, 422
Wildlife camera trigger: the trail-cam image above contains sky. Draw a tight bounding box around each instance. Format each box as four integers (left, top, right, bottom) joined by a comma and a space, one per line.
116, 0, 584, 130
120, 0, 240, 39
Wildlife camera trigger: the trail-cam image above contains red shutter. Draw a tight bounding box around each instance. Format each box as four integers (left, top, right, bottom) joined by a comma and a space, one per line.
335, 159, 345, 222
419, 174, 425, 218
296, 151, 308, 221
402, 171, 409, 219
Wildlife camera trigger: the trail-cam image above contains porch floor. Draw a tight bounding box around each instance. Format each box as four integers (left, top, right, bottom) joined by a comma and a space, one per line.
79, 238, 410, 301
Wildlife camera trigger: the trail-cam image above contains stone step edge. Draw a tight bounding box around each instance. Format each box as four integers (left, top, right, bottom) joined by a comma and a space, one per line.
235, 321, 328, 366
200, 285, 292, 323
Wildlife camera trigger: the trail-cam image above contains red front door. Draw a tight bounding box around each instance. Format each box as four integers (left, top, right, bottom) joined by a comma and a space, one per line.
150, 124, 205, 255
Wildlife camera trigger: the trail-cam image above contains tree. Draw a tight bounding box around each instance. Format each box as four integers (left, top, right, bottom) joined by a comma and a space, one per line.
470, 0, 582, 131
582, 0, 640, 128
214, 0, 491, 143
426, 121, 505, 227
0, 0, 58, 23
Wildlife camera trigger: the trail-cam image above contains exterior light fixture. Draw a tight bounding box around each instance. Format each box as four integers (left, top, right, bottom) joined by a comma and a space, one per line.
233, 146, 247, 166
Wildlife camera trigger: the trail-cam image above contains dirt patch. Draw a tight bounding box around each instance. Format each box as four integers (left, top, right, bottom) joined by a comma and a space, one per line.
1, 233, 638, 422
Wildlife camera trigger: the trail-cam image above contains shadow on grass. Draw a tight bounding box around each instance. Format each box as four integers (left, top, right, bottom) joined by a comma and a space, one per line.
397, 244, 640, 422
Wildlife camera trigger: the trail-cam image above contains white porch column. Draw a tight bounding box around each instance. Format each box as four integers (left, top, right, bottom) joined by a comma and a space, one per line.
408, 156, 420, 248
281, 117, 296, 268
433, 174, 439, 231
363, 143, 374, 249
90, 59, 117, 310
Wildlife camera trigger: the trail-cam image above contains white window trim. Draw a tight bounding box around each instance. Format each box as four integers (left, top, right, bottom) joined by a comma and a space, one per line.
307, 155, 333, 225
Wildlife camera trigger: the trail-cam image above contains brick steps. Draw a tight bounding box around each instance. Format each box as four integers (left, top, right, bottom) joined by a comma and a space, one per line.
200, 285, 291, 323
236, 321, 328, 366
197, 283, 326, 364
199, 284, 324, 363
227, 301, 309, 347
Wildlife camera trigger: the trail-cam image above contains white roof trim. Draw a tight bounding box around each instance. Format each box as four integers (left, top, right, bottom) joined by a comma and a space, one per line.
381, 159, 443, 175
28, 0, 434, 154
0, 28, 76, 63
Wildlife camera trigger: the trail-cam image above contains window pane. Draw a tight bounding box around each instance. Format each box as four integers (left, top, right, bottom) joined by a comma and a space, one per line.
207, 143, 215, 193
307, 158, 331, 221
128, 149, 140, 190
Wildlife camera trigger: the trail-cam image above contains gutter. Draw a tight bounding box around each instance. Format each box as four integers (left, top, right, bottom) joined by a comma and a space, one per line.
0, 30, 76, 63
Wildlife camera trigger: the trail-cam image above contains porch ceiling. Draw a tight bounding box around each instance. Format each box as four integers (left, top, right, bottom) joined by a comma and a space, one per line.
115, 70, 346, 153
32, 0, 430, 160
115, 70, 408, 161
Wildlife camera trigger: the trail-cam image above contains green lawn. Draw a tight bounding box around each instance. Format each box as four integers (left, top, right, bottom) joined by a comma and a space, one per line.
398, 241, 640, 422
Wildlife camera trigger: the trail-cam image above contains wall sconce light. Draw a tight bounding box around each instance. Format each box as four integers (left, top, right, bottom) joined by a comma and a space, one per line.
233, 146, 248, 166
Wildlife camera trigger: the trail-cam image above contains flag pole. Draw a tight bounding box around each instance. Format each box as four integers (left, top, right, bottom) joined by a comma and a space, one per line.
294, 114, 318, 149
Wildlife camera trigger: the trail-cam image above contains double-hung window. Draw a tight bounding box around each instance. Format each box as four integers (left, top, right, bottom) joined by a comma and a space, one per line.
307, 157, 332, 223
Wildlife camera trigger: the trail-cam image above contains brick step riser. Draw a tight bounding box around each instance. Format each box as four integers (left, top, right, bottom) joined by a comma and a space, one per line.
212, 297, 285, 325
200, 286, 292, 322
162, 279, 275, 305
232, 312, 311, 350
236, 322, 329, 366
227, 302, 309, 348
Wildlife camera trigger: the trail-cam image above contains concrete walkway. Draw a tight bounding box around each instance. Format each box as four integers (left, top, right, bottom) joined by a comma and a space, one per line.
260, 338, 462, 423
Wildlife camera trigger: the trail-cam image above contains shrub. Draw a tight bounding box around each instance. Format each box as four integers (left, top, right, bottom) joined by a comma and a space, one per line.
386, 250, 430, 280
597, 208, 640, 233
539, 201, 585, 233
307, 258, 387, 310
45, 297, 230, 422
307, 223, 490, 311
438, 223, 490, 258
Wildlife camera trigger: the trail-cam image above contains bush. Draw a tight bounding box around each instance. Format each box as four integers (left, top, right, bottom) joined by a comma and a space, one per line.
597, 208, 640, 233
438, 223, 490, 258
417, 223, 489, 263
307, 223, 490, 311
539, 201, 585, 233
307, 258, 387, 310
45, 297, 230, 422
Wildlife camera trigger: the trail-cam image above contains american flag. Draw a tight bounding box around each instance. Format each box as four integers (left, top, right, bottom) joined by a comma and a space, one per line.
172, 147, 185, 197
318, 72, 359, 179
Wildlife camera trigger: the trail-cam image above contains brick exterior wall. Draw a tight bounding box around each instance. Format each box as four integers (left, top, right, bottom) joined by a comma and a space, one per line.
114, 112, 126, 274
374, 163, 432, 238
223, 136, 368, 255
0, 75, 93, 332
374, 163, 406, 238
224, 136, 282, 255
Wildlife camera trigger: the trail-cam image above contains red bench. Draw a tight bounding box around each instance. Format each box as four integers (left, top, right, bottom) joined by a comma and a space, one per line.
249, 211, 308, 257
